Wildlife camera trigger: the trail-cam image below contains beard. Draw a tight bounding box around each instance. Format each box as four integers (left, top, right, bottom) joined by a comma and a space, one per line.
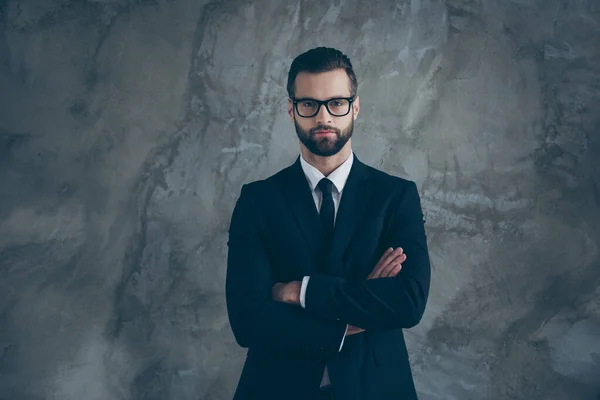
294, 114, 354, 157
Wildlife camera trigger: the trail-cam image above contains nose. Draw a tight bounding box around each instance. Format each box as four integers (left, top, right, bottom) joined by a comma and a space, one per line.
315, 103, 333, 125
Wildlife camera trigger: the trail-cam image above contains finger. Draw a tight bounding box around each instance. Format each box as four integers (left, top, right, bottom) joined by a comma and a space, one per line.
395, 253, 407, 264
389, 254, 407, 275
381, 254, 406, 277
380, 260, 400, 277
380, 247, 403, 268
376, 247, 394, 265
368, 267, 384, 279
347, 326, 365, 336
370, 248, 404, 278
377, 258, 398, 278
387, 252, 406, 267
389, 262, 403, 277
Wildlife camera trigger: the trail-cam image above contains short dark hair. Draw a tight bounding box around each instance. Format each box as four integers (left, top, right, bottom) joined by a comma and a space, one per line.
286, 47, 358, 99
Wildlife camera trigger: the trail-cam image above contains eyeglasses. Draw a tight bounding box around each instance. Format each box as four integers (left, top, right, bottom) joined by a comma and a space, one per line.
292, 97, 355, 118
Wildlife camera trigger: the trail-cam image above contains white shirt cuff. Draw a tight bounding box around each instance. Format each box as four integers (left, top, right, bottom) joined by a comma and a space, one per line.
300, 276, 310, 308
339, 325, 348, 351
300, 276, 345, 351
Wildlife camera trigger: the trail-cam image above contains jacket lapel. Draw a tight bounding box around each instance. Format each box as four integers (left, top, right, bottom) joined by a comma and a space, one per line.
280, 157, 325, 257
325, 155, 371, 275
279, 153, 372, 276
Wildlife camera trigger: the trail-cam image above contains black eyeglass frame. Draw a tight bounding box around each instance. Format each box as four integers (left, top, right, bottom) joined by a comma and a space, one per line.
291, 96, 356, 118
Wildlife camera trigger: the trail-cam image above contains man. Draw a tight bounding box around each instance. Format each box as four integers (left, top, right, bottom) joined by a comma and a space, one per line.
226, 47, 431, 400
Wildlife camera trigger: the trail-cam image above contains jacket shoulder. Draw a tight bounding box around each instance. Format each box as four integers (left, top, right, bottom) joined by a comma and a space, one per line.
237, 163, 292, 198
362, 163, 417, 193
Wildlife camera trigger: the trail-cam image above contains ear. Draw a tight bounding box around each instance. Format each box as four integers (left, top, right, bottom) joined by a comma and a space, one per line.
353, 95, 360, 120
287, 99, 294, 122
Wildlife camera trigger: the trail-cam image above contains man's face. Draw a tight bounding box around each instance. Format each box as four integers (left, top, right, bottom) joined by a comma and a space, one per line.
288, 69, 360, 157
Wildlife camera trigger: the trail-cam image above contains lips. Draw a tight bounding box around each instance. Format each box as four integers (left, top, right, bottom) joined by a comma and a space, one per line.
314, 130, 334, 135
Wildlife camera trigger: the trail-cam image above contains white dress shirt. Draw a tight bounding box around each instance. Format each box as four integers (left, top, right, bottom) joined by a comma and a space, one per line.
298, 151, 354, 387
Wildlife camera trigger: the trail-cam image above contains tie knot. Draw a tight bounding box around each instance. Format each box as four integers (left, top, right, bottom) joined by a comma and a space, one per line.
317, 178, 334, 196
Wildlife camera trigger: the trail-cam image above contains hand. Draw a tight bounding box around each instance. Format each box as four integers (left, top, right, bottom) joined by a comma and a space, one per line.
271, 281, 302, 305
367, 247, 406, 279
346, 324, 365, 336
345, 248, 406, 336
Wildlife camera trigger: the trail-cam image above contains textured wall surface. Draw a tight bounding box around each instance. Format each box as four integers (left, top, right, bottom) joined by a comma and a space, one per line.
1, 0, 599, 399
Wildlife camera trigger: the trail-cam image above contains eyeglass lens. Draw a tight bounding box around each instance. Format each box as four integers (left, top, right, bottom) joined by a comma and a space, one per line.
297, 99, 351, 117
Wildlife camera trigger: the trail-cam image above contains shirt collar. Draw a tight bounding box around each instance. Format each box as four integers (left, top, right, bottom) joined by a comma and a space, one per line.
299, 152, 354, 194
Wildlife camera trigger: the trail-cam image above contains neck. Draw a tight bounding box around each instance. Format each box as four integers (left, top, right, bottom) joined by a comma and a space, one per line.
300, 141, 352, 176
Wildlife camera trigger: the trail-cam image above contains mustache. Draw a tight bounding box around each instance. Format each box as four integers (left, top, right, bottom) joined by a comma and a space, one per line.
310, 125, 340, 135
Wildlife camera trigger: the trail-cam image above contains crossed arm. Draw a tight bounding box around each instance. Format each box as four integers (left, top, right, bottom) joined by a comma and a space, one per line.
225, 181, 431, 357
272, 247, 408, 336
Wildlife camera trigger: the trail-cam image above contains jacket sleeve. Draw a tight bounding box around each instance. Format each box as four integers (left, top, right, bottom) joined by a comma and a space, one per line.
225, 183, 347, 356
304, 180, 431, 330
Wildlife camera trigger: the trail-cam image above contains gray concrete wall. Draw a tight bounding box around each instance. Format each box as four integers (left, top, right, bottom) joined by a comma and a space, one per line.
1, 0, 599, 399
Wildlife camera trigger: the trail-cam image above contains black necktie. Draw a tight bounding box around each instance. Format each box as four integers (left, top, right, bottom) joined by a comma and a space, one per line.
317, 178, 335, 241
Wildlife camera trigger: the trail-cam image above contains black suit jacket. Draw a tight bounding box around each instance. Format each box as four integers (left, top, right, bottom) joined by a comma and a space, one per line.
226, 153, 431, 400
